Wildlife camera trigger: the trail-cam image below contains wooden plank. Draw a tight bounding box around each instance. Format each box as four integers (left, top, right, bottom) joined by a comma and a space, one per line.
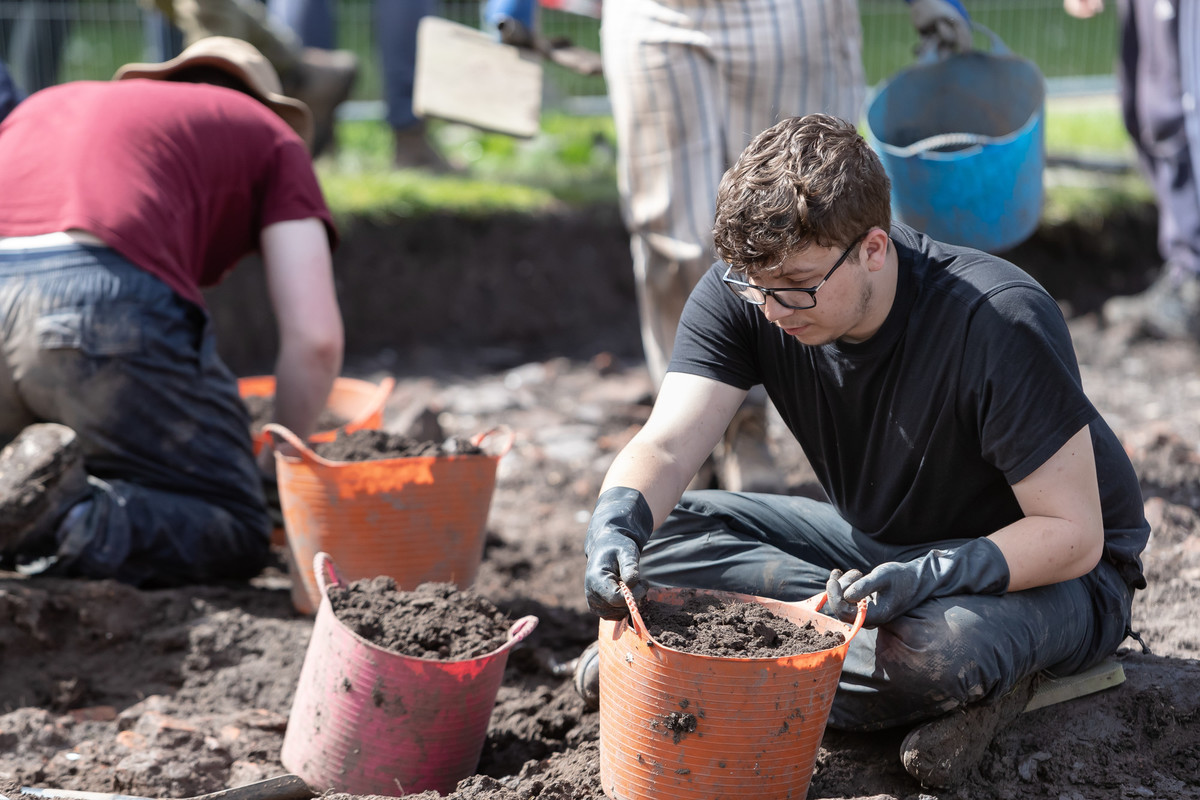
1023, 659, 1126, 713
413, 17, 543, 139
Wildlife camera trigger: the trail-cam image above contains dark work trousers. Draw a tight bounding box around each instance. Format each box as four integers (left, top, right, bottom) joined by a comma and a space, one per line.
0, 243, 271, 587
1120, 0, 1200, 277
638, 490, 1134, 732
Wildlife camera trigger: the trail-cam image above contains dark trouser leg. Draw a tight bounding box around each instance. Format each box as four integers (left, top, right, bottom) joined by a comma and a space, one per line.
639, 490, 1133, 731
267, 0, 335, 50
1120, 0, 1200, 274
376, 0, 432, 130
0, 245, 270, 587
7, 0, 70, 93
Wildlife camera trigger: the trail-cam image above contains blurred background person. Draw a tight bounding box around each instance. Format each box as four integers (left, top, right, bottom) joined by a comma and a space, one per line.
1066, 0, 1200, 341
263, 0, 446, 169
0, 0, 70, 94
138, 0, 357, 156
0, 56, 22, 121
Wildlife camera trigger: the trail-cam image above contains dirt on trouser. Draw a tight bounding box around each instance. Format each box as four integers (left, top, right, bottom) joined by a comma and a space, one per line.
2, 208, 1200, 800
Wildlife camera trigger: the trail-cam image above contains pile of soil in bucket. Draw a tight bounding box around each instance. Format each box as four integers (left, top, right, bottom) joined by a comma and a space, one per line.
244, 395, 350, 434
328, 578, 511, 660
641, 592, 846, 657
312, 429, 482, 462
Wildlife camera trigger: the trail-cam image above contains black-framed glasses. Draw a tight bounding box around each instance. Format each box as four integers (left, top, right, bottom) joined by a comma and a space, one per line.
721, 236, 863, 310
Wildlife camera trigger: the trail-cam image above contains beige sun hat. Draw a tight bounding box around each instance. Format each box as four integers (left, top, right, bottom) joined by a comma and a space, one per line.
114, 36, 314, 148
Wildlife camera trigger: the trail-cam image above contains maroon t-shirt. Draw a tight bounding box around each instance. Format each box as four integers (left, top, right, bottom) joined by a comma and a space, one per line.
0, 79, 337, 307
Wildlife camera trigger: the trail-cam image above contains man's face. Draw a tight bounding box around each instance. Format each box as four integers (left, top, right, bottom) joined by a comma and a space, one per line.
744, 239, 875, 346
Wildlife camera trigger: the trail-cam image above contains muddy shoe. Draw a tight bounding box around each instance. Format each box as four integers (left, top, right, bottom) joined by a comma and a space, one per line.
0, 424, 90, 555
716, 406, 785, 494
393, 123, 454, 173
573, 639, 601, 710
1102, 264, 1200, 341
900, 674, 1039, 789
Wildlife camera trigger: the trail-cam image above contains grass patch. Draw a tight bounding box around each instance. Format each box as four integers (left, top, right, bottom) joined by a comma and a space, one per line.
317, 113, 619, 219
318, 94, 1149, 226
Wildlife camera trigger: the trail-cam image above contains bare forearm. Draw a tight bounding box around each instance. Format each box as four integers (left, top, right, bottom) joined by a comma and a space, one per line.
271, 340, 341, 440
988, 515, 1104, 592
600, 440, 694, 529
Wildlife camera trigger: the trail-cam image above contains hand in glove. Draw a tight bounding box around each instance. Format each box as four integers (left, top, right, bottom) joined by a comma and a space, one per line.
584, 486, 655, 619
824, 537, 1010, 628
907, 0, 973, 57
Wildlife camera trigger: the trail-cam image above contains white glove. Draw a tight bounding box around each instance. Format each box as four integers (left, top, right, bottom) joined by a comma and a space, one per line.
908, 0, 973, 56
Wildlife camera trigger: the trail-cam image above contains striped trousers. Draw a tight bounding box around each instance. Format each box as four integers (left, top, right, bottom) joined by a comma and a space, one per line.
601, 0, 865, 384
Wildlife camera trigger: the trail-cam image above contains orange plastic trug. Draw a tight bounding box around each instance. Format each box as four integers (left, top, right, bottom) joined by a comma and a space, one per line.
266, 424, 514, 614
239, 375, 395, 456
597, 586, 866, 800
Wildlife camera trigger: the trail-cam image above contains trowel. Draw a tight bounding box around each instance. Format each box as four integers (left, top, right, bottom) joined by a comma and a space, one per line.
15, 774, 311, 800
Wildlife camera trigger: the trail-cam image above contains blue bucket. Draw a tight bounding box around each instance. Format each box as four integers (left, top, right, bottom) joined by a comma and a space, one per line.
865, 29, 1045, 253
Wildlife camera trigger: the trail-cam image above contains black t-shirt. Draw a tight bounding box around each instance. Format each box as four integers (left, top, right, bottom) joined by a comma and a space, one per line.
670, 223, 1147, 588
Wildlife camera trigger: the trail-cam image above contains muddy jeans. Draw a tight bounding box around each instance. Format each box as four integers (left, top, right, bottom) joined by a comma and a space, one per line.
638, 490, 1134, 732
0, 243, 270, 587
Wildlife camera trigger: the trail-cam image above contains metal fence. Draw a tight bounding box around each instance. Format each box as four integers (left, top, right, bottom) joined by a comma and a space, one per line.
0, 0, 1121, 116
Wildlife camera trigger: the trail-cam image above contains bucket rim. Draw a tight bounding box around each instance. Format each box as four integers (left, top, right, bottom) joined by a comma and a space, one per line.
312, 551, 539, 664
865, 42, 1046, 158
614, 582, 866, 663
868, 107, 1043, 160
264, 423, 514, 468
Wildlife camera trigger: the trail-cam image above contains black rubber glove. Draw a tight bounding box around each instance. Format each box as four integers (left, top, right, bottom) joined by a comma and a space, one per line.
825, 538, 1010, 628
583, 486, 654, 620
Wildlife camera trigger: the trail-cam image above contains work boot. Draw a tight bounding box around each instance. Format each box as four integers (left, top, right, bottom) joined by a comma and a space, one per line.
716, 405, 785, 493
0, 424, 90, 556
1102, 262, 1200, 341
572, 639, 601, 710
393, 122, 453, 173
900, 675, 1039, 789
290, 47, 358, 157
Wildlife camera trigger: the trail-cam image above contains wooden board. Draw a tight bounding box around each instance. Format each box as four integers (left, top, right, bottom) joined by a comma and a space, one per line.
413, 16, 543, 139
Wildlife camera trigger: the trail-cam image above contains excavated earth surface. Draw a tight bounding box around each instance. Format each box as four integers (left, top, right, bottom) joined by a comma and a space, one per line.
2, 204, 1200, 800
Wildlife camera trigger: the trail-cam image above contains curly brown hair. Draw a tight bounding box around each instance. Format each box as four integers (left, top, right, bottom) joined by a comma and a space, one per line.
712, 114, 891, 278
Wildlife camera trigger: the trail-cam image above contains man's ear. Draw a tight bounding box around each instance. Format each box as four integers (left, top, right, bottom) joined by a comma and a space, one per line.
861, 227, 891, 271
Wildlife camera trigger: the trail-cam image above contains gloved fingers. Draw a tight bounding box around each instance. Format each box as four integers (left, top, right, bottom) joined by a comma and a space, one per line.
909, 0, 973, 54
824, 569, 860, 623
584, 544, 642, 620
928, 18, 972, 53
841, 568, 888, 603
584, 569, 630, 619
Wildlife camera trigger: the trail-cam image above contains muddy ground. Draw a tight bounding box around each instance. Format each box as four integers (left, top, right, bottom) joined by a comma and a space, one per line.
1, 199, 1199, 800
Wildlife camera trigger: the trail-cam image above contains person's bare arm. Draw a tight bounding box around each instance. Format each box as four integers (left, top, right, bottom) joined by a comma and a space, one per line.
583, 371, 747, 617
600, 371, 748, 523
258, 217, 344, 467
989, 425, 1105, 590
